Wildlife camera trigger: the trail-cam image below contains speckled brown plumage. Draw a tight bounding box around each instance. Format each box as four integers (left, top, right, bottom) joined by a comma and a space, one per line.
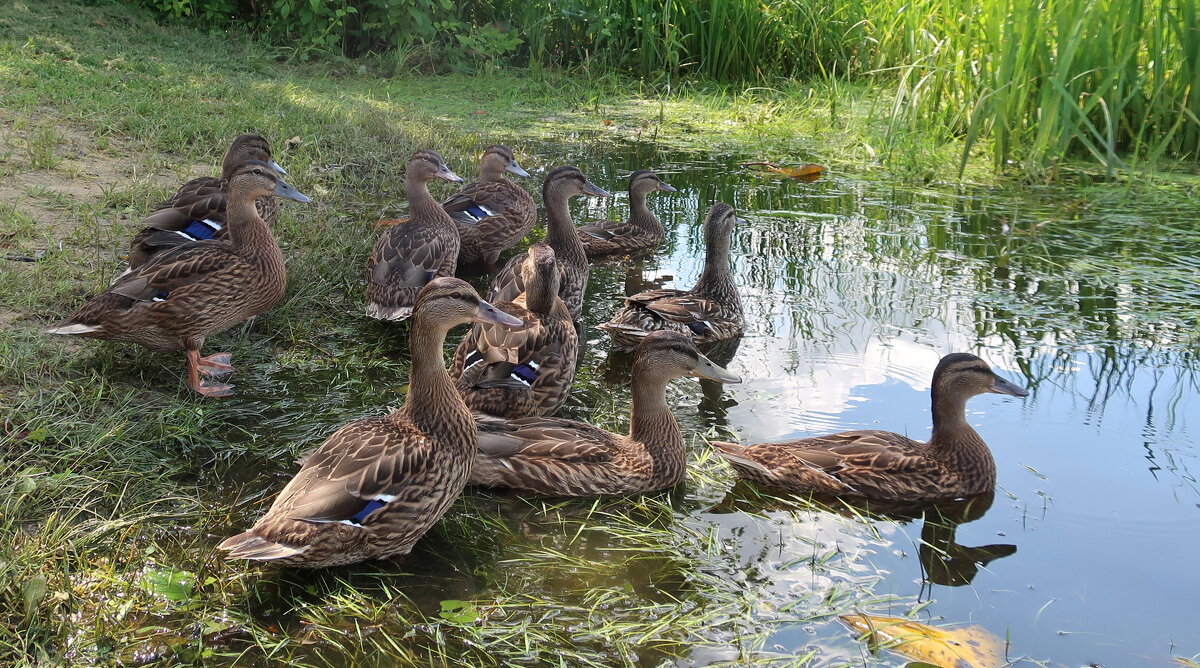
471, 331, 741, 497
46, 161, 310, 397
451, 243, 577, 418
218, 278, 523, 568
576, 170, 676, 257
599, 202, 744, 350
366, 150, 464, 321
713, 353, 1029, 501
128, 134, 285, 269
487, 166, 611, 320
443, 145, 535, 272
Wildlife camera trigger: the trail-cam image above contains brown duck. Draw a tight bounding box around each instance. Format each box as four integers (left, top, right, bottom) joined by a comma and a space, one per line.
576, 170, 676, 257
451, 243, 577, 418
472, 331, 741, 497
443, 145, 535, 272
218, 278, 523, 568
128, 134, 287, 269
46, 161, 310, 397
487, 166, 612, 320
365, 150, 464, 321
714, 353, 1029, 501
599, 202, 744, 350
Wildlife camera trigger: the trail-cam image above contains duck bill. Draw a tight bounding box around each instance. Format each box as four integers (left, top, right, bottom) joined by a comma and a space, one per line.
582, 181, 613, 198
692, 353, 741, 384
268, 159, 288, 176
989, 375, 1029, 397
274, 178, 312, 203
506, 161, 530, 178
657, 182, 678, 193
439, 167, 464, 183
473, 300, 524, 329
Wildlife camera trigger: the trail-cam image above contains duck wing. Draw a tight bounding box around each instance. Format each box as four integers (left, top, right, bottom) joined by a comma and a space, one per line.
475, 416, 616, 463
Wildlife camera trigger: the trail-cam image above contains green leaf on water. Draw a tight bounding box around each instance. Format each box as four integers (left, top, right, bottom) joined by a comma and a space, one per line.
438, 599, 477, 624
24, 575, 47, 620
140, 567, 195, 602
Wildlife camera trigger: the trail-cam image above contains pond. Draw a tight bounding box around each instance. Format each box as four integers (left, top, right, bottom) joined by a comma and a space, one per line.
199, 137, 1197, 666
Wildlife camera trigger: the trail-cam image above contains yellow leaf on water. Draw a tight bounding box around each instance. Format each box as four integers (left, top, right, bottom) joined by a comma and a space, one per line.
838, 614, 1004, 668
742, 161, 825, 182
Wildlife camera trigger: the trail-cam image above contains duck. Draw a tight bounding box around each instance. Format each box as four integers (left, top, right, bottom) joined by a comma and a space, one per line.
471, 330, 741, 497
598, 202, 744, 350
487, 165, 611, 320
127, 134, 287, 269
365, 150, 464, 321
442, 145, 536, 272
218, 277, 524, 568
46, 161, 311, 397
450, 243, 577, 418
713, 353, 1029, 501
575, 170, 677, 257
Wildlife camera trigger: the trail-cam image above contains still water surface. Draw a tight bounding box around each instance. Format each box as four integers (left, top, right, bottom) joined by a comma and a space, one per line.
218, 138, 1197, 666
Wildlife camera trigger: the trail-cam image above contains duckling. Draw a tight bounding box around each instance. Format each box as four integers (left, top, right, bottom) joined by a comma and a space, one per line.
599, 202, 744, 350
365, 150, 464, 321
713, 353, 1029, 501
451, 243, 577, 418
576, 170, 677, 256
128, 134, 287, 269
472, 330, 741, 497
46, 161, 311, 397
219, 278, 523, 568
487, 166, 612, 320
443, 145, 535, 272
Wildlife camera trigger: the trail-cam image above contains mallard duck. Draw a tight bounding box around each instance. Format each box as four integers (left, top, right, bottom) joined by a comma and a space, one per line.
575, 170, 676, 257
450, 243, 577, 418
443, 145, 535, 272
713, 353, 1029, 501
46, 161, 311, 397
471, 330, 741, 497
219, 278, 523, 568
598, 202, 744, 350
487, 166, 611, 320
365, 150, 464, 321
128, 134, 287, 269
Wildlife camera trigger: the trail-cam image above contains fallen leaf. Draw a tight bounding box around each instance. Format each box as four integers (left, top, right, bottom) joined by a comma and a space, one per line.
375, 217, 410, 227
438, 599, 478, 625
839, 614, 1004, 668
474, 109, 487, 115
602, 119, 614, 126
285, 135, 302, 149
742, 161, 825, 182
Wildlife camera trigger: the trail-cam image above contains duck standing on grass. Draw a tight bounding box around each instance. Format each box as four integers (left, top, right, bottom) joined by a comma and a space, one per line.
451, 243, 577, 418
128, 134, 288, 269
487, 165, 612, 320
366, 150, 464, 321
575, 169, 677, 257
443, 145, 535, 273
471, 331, 741, 497
219, 278, 523, 568
714, 353, 1029, 501
46, 161, 311, 398
599, 202, 744, 349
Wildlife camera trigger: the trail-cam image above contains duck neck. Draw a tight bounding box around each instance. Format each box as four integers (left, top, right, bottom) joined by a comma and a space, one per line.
397, 320, 474, 443
406, 174, 452, 225
544, 192, 586, 270
225, 188, 282, 267
927, 390, 996, 486
523, 271, 557, 316
627, 190, 662, 236
691, 227, 737, 309
479, 164, 504, 183
628, 372, 686, 485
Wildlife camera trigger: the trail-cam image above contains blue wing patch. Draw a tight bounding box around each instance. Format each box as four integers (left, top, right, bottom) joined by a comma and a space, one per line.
347, 498, 388, 525
465, 205, 494, 221
510, 361, 539, 386
151, 290, 170, 302
686, 321, 712, 336
181, 219, 221, 240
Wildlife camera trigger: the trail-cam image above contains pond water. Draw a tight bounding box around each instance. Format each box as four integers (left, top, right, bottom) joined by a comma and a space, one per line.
205, 138, 1197, 666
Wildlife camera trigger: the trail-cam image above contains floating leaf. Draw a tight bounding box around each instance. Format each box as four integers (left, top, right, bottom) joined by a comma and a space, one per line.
742, 161, 825, 182
438, 599, 478, 625
839, 614, 1004, 668
140, 567, 196, 602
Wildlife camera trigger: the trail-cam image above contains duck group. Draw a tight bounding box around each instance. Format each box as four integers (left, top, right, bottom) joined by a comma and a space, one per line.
46, 136, 1029, 568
